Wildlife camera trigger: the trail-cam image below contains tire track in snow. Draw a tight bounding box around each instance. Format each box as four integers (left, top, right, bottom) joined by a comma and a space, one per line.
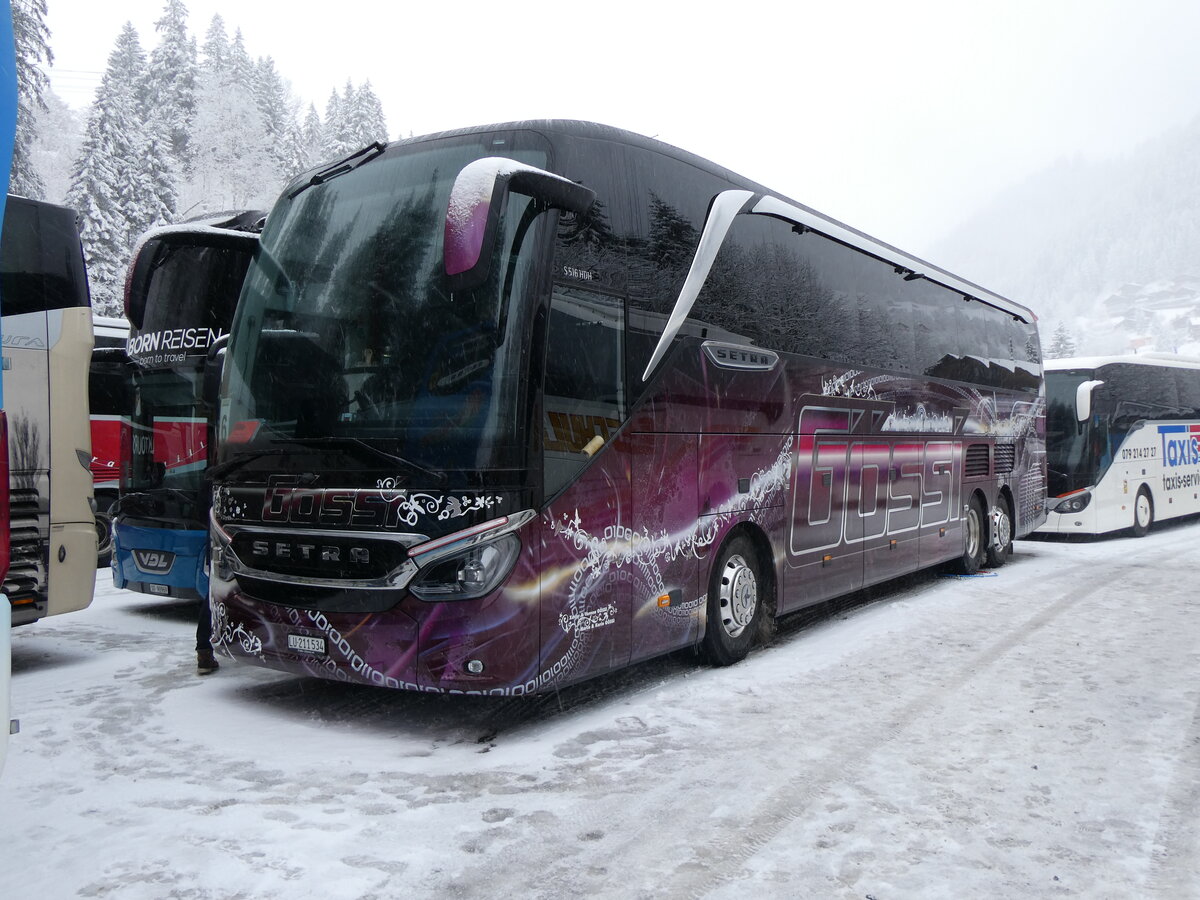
678, 527, 1200, 898
673, 557, 1116, 899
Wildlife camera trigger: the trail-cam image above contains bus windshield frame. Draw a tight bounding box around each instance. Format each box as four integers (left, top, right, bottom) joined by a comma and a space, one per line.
219, 131, 555, 487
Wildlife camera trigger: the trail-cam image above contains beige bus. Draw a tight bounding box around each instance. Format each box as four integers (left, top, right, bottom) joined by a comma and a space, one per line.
1, 195, 96, 626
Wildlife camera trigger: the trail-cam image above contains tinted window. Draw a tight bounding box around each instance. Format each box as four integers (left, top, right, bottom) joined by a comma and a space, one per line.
0, 196, 90, 316
543, 284, 626, 498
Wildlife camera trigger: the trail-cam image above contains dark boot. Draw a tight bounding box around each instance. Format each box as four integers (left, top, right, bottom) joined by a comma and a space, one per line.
197, 648, 220, 675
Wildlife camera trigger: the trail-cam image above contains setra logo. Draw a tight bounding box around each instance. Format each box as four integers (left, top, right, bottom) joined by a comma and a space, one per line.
1158, 424, 1200, 468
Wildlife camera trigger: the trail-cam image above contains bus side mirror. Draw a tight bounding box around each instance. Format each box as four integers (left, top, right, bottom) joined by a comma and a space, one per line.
443, 157, 595, 292
203, 334, 229, 409
1075, 379, 1105, 423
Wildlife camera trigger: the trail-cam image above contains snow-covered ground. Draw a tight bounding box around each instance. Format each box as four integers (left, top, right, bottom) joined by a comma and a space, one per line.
3, 522, 1200, 899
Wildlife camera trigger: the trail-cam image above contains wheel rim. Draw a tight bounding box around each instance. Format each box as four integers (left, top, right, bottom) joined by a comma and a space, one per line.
992, 507, 1011, 551
1136, 494, 1152, 528
965, 506, 982, 560
718, 553, 757, 639
95, 514, 113, 556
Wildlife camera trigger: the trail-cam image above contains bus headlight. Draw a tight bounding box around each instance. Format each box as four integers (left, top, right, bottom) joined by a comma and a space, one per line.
410, 535, 521, 601
1054, 491, 1091, 513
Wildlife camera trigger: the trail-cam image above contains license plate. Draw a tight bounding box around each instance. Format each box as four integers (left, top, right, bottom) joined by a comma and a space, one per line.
287, 634, 326, 655
147, 583, 170, 596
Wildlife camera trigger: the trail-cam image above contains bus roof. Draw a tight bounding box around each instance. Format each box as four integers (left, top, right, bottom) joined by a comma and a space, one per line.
295, 120, 1036, 324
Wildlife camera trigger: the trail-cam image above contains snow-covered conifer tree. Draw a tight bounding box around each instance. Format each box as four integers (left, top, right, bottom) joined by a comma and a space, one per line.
200, 14, 229, 75
253, 55, 294, 171
350, 80, 388, 146
227, 29, 255, 92
65, 24, 150, 314
287, 102, 324, 175
321, 84, 352, 159
145, 0, 198, 169
10, 0, 54, 199
1047, 321, 1077, 359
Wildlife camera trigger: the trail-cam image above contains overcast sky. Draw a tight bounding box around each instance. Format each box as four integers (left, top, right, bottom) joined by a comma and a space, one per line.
42, 0, 1200, 258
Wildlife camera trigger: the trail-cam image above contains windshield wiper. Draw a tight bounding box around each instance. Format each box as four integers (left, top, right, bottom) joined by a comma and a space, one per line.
287, 142, 387, 200
204, 446, 295, 482
285, 437, 448, 486
206, 438, 447, 486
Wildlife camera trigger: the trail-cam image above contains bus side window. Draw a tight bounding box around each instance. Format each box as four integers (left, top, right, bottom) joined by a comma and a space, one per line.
542, 284, 626, 498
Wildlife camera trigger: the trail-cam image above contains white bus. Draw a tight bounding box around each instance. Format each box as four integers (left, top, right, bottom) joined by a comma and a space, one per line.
1039, 354, 1200, 537
0, 195, 97, 625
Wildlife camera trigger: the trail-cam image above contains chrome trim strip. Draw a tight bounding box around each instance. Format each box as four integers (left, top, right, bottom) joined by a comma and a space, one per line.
640, 189, 756, 381
217, 523, 429, 547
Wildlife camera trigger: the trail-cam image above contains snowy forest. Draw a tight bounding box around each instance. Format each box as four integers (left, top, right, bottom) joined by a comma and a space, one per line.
9, 0, 391, 316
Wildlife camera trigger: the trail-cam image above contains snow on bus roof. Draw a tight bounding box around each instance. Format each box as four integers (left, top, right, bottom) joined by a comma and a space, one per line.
1046, 353, 1200, 371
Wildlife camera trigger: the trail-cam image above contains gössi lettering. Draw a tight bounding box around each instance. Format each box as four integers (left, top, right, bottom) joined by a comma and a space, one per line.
789, 404, 961, 556
127, 326, 226, 359
1157, 424, 1200, 468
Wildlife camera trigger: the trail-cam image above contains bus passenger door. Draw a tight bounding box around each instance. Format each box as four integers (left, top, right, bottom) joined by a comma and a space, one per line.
538, 283, 633, 685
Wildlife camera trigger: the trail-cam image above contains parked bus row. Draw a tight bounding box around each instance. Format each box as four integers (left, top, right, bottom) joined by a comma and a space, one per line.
8, 122, 1200, 703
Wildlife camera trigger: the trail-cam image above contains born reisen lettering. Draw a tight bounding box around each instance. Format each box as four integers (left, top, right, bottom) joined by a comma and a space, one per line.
127, 326, 225, 358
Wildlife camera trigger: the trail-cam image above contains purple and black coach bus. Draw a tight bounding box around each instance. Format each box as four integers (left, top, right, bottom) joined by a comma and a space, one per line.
209, 121, 1046, 694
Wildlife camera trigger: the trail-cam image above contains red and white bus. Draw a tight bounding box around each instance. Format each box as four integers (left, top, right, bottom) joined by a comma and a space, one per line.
209, 122, 1046, 694
1039, 354, 1200, 537
90, 315, 130, 565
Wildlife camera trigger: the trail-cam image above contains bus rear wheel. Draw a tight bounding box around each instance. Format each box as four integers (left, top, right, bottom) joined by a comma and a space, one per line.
951, 495, 987, 575
702, 535, 763, 666
985, 499, 1013, 568
1132, 487, 1154, 537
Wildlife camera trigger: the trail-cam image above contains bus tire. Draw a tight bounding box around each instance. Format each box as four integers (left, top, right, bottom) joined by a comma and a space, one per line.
1132, 486, 1154, 537
951, 495, 987, 575
702, 535, 763, 667
95, 496, 116, 568
985, 498, 1014, 568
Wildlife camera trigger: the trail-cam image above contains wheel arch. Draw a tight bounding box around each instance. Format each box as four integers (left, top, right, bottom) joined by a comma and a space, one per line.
713, 520, 778, 622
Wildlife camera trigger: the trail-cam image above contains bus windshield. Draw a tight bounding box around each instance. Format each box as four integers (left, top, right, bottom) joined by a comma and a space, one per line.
128, 366, 208, 497
1045, 369, 1097, 495
221, 135, 550, 481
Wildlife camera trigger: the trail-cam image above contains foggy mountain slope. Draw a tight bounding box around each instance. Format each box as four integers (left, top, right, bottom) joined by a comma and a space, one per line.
930, 111, 1200, 337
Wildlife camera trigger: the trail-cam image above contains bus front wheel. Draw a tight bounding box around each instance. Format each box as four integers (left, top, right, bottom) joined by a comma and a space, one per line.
952, 495, 987, 575
702, 535, 763, 666
1132, 487, 1154, 537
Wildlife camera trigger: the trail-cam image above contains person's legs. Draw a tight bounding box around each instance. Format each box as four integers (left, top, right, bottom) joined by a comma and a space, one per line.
196, 596, 218, 675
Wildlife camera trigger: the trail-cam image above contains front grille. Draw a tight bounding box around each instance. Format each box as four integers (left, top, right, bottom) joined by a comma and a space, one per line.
964, 444, 991, 478
229, 532, 410, 582
3, 487, 45, 602
994, 444, 1016, 475
234, 574, 400, 613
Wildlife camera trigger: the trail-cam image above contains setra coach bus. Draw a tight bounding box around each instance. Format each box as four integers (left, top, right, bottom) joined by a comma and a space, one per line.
113, 211, 263, 601
209, 121, 1046, 694
1039, 354, 1200, 537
